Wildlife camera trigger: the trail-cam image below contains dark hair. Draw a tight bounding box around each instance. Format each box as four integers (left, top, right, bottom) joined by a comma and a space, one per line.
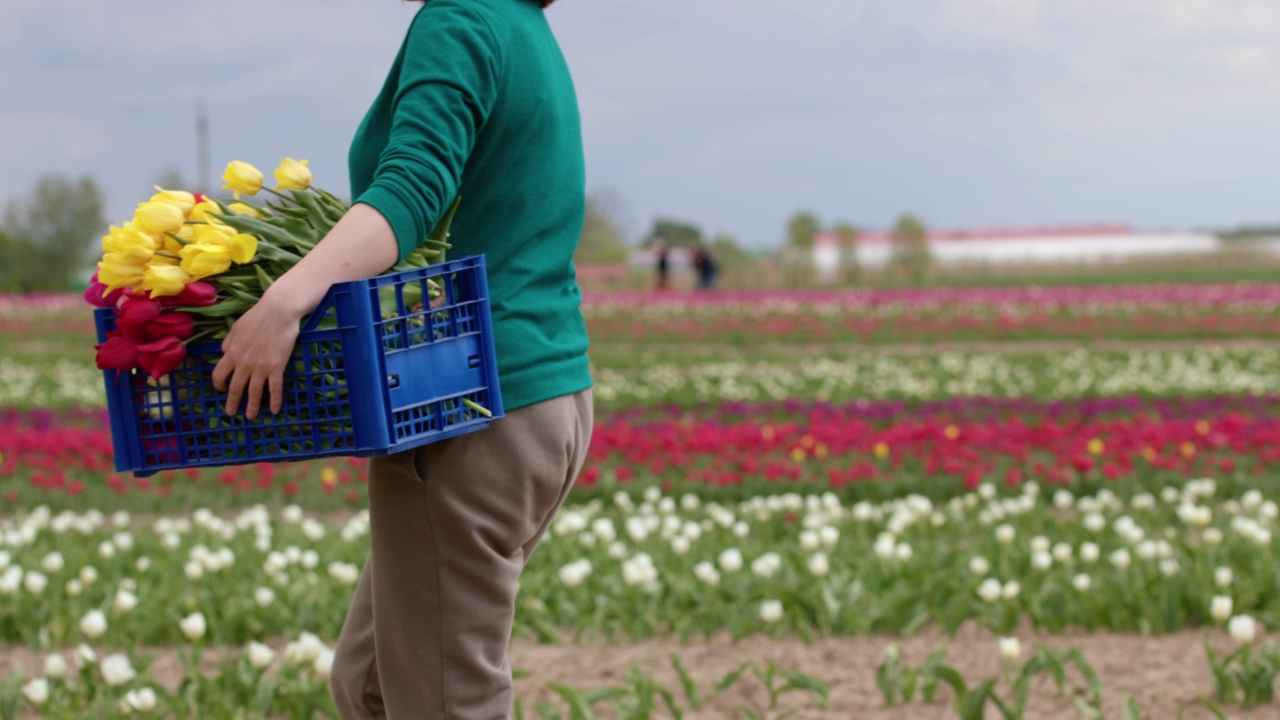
406, 0, 557, 5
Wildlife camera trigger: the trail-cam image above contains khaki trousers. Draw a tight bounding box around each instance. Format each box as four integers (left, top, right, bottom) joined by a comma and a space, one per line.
331, 389, 593, 719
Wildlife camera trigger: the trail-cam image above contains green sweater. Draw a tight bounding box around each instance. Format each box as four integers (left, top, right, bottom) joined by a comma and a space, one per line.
349, 0, 591, 412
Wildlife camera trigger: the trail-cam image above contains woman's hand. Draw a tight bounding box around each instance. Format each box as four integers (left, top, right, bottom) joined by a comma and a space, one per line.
209, 203, 400, 419
211, 289, 308, 419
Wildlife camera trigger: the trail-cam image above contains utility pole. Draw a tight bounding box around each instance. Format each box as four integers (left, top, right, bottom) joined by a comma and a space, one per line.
196, 102, 211, 194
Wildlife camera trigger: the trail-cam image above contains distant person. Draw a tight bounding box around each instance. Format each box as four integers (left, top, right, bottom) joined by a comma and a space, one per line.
693, 245, 717, 290
653, 237, 670, 290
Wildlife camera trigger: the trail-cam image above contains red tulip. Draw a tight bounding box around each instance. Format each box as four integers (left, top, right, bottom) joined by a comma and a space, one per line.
146, 312, 195, 341
116, 298, 163, 340
83, 273, 123, 308
95, 333, 140, 371
136, 336, 187, 380
174, 281, 218, 307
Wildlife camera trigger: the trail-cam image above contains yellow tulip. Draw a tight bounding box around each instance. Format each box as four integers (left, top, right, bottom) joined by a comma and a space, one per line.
150, 187, 196, 215
142, 264, 192, 298
101, 224, 158, 263
228, 202, 268, 218
273, 157, 311, 191
225, 233, 259, 264
98, 254, 147, 291
179, 243, 233, 278
191, 222, 236, 245
189, 200, 222, 224
149, 251, 182, 267
222, 161, 263, 198
134, 201, 186, 236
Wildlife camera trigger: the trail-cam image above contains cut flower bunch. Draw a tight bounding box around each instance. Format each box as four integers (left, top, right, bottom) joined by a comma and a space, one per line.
86, 158, 456, 380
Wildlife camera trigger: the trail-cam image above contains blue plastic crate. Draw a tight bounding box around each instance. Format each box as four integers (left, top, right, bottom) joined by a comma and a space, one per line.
95, 255, 504, 476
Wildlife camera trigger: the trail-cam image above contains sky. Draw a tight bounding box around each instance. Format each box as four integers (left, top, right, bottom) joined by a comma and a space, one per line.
2, 0, 1280, 250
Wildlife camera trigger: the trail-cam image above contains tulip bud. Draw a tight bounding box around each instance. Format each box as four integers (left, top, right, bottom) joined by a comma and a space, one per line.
134, 201, 186, 235
146, 312, 195, 342
94, 334, 140, 372
136, 336, 187, 380
173, 281, 218, 307
273, 157, 312, 191
142, 265, 193, 299
222, 161, 264, 198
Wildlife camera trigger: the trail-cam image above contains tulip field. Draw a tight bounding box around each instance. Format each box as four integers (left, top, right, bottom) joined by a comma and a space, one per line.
5, 285, 1280, 718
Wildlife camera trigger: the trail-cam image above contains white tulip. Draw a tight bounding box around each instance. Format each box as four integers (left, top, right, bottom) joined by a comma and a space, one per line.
1229, 614, 1257, 644
135, 557, 151, 572
995, 525, 1015, 544
246, 641, 276, 669
799, 530, 819, 552
1031, 552, 1052, 571
114, 588, 139, 614
693, 561, 721, 586
1080, 542, 1100, 564
313, 648, 335, 679
819, 525, 840, 550
670, 535, 691, 555
281, 505, 304, 524
1215, 567, 1234, 589
180, 612, 207, 641
300, 550, 319, 569
184, 561, 203, 581
1002, 581, 1021, 600
41, 552, 64, 573
999, 637, 1021, 662
113, 531, 134, 552
751, 552, 782, 578
73, 646, 96, 671
100, 654, 136, 686
1083, 513, 1106, 533
1053, 489, 1074, 509
1030, 536, 1051, 554
1203, 528, 1224, 546
558, 559, 592, 587
977, 578, 1002, 603
24, 571, 47, 595
808, 552, 830, 577
607, 542, 628, 560
1159, 559, 1179, 577
759, 599, 783, 623
1211, 596, 1234, 623
969, 556, 990, 576
79, 609, 107, 638
79, 566, 97, 586
680, 494, 700, 512
1052, 543, 1073, 564
21, 678, 48, 706
1072, 574, 1092, 592
44, 654, 67, 678
718, 548, 744, 573
732, 521, 749, 539
124, 687, 157, 712
254, 586, 276, 607
1110, 549, 1131, 570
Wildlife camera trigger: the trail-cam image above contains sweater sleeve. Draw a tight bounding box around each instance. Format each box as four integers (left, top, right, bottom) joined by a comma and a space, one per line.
354, 3, 501, 260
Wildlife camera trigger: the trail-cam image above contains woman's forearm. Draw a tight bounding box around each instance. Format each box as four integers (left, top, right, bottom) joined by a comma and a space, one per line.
263, 202, 400, 318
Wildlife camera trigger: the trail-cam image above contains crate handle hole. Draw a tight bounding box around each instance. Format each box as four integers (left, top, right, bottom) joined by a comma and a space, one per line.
387, 375, 400, 389
468, 354, 481, 369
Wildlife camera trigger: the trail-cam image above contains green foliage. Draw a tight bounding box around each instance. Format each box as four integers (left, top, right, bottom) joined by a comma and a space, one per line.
785, 211, 820, 251
1205, 637, 1280, 709
889, 212, 931, 283
575, 191, 630, 263
650, 218, 703, 249
1, 174, 106, 291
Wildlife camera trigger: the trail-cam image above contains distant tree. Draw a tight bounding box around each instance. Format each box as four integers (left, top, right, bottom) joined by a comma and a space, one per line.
0, 227, 33, 292
2, 174, 106, 291
832, 221, 860, 283
153, 166, 191, 193
889, 213, 931, 283
708, 234, 749, 267
785, 211, 821, 251
575, 189, 630, 263
649, 218, 703, 249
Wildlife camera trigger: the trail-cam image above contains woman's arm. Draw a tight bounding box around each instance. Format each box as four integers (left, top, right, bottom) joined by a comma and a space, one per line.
211, 203, 398, 419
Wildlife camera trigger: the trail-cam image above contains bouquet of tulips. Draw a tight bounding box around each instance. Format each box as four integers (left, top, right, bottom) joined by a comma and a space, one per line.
86, 158, 457, 380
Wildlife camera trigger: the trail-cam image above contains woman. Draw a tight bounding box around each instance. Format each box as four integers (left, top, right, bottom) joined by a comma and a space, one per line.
211, 0, 592, 717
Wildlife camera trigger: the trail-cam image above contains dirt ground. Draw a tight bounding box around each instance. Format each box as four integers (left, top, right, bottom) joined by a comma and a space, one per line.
4, 625, 1270, 718
507, 625, 1272, 719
